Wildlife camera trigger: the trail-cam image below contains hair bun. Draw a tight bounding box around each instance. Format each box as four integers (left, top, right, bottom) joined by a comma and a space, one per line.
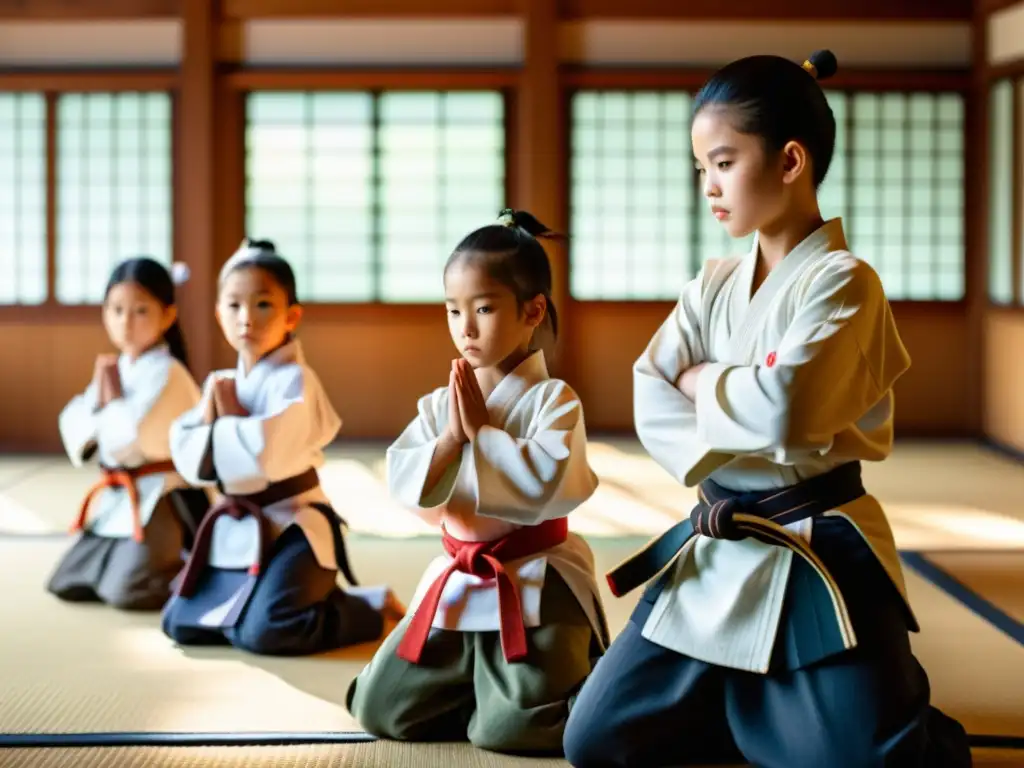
170, 261, 191, 286
249, 238, 277, 253
497, 208, 567, 242
803, 49, 838, 81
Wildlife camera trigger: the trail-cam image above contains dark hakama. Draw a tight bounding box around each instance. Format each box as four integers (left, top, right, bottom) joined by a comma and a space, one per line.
161, 469, 390, 656
562, 462, 973, 768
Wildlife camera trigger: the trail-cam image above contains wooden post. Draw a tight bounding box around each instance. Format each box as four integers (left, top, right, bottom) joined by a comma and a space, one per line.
966, 2, 990, 436
177, 0, 218, 379
514, 0, 569, 375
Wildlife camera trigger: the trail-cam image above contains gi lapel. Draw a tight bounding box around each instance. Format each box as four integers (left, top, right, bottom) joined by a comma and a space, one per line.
484, 350, 549, 428
726, 219, 847, 364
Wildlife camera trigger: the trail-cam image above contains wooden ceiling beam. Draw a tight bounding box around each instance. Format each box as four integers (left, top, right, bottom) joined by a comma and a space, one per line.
561, 0, 971, 21
221, 0, 972, 21
0, 0, 975, 20
221, 0, 518, 19
0, 0, 179, 18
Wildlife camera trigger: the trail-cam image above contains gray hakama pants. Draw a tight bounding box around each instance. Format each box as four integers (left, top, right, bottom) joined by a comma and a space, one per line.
46, 488, 209, 611
347, 568, 603, 756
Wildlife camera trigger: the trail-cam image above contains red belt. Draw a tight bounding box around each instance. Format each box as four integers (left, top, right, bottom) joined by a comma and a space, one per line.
73, 460, 177, 543
397, 517, 569, 664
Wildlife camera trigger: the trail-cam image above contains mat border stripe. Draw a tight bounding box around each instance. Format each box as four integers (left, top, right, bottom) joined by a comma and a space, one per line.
899, 551, 1024, 647
0, 731, 1020, 750
0, 732, 376, 748
898, 550, 1024, 752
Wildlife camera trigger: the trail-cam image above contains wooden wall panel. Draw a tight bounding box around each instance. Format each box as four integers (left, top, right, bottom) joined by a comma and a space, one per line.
0, 325, 110, 453
981, 1, 1024, 454
984, 312, 1024, 453
3, 306, 974, 451
567, 303, 972, 438
297, 321, 456, 438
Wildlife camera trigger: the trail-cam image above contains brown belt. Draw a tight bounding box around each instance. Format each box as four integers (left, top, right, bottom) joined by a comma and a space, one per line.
174, 467, 321, 598
73, 460, 177, 543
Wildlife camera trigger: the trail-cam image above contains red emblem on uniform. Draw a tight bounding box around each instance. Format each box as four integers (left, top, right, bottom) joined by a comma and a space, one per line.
765, 351, 777, 368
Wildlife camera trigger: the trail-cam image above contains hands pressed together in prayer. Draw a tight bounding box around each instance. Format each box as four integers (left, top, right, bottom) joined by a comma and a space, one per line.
93, 354, 122, 409
202, 376, 250, 424
448, 358, 490, 444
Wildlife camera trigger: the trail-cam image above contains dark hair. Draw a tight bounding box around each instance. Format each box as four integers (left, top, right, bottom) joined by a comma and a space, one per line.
445, 208, 564, 353
693, 49, 839, 188
105, 256, 189, 369
219, 238, 299, 306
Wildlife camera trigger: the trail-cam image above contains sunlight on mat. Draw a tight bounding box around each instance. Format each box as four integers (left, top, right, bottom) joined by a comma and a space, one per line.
1, 536, 1022, 741
0, 457, 50, 491
3, 440, 1024, 543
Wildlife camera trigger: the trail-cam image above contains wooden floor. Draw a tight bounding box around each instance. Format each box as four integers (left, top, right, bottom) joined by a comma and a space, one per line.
1, 439, 1023, 767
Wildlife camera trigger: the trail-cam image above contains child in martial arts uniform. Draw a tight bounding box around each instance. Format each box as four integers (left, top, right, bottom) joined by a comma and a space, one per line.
347, 209, 608, 755
563, 50, 973, 768
160, 239, 399, 656
48, 257, 210, 610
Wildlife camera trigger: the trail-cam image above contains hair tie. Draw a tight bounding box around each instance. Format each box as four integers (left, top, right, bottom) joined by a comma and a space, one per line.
170, 261, 191, 286
497, 209, 516, 228
801, 59, 817, 79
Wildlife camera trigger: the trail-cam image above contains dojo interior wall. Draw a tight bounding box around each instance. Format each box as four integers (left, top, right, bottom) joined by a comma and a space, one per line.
983, 0, 1024, 456
0, 0, 1013, 456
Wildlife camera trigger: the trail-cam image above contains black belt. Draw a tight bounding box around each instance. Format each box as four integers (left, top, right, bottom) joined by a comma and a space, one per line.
606, 462, 867, 640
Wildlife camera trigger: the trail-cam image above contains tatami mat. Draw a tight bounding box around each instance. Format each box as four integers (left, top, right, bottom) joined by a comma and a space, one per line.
1, 745, 1022, 768
0, 743, 565, 768
1, 534, 1022, 741
2, 441, 1023, 766
4, 440, 1024, 546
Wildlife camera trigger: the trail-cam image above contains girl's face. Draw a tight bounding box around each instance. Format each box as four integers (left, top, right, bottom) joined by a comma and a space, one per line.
102, 281, 176, 359
691, 107, 801, 238
215, 266, 302, 364
444, 257, 545, 370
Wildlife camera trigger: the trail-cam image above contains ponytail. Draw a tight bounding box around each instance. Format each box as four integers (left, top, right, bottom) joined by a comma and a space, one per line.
163, 319, 189, 369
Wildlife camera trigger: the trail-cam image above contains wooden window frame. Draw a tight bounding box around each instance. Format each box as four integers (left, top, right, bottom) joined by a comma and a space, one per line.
0, 70, 177, 325
0, 65, 977, 323
560, 67, 972, 314
984, 63, 1024, 312
223, 68, 518, 323
985, 75, 1019, 308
